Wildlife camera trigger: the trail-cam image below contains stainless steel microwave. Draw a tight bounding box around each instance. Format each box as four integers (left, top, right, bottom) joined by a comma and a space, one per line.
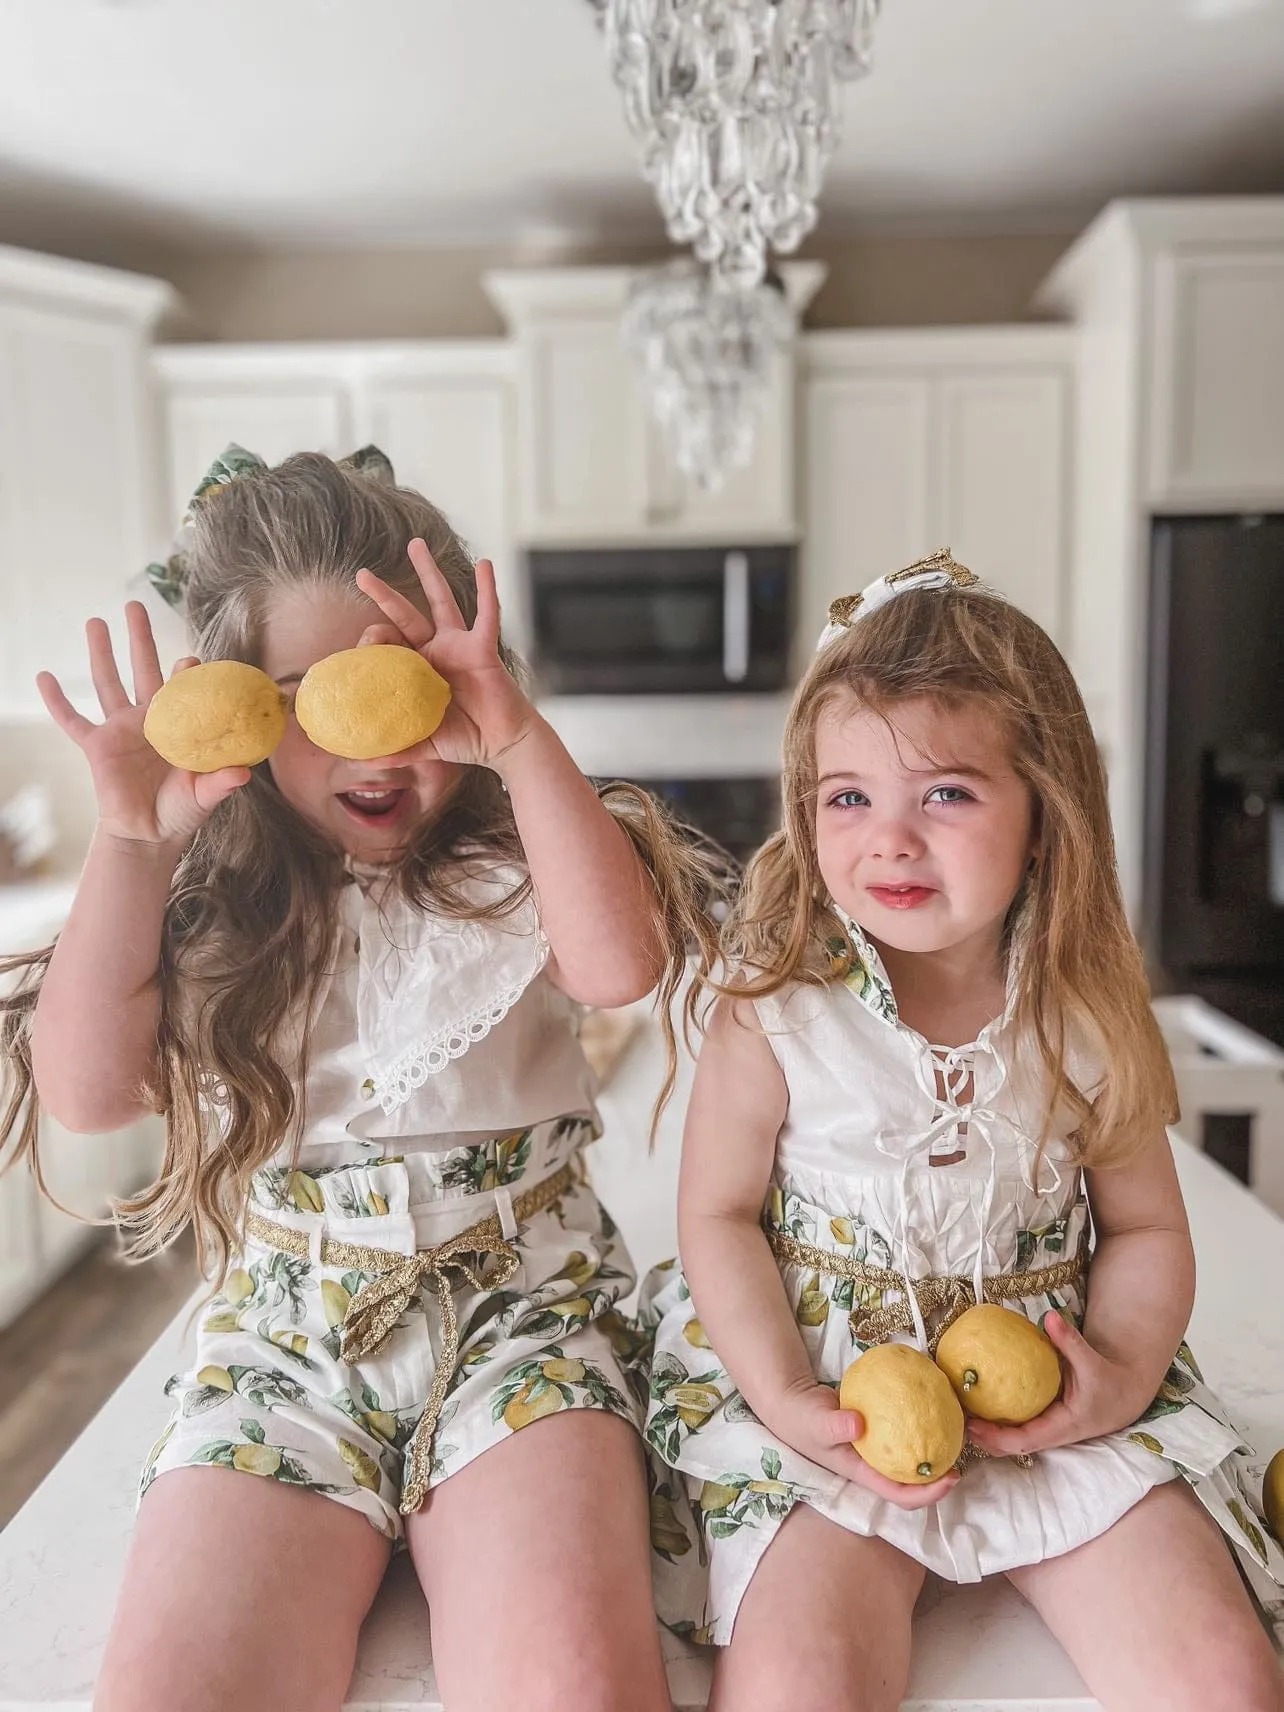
526, 544, 793, 695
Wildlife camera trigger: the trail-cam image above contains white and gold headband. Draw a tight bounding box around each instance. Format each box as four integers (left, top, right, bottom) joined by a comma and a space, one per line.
816, 547, 979, 652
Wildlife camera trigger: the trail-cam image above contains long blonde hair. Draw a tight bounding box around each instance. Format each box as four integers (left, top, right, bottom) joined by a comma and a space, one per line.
1, 453, 724, 1276
727, 578, 1177, 1168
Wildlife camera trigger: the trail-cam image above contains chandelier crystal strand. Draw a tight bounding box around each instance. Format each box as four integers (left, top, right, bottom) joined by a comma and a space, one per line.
592, 0, 882, 290
622, 260, 796, 491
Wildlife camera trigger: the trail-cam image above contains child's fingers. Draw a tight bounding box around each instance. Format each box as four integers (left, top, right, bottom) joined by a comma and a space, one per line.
406, 539, 466, 634
86, 617, 131, 716
356, 622, 407, 650
815, 1407, 863, 1447
851, 1457, 961, 1510
169, 656, 200, 677
967, 1399, 1074, 1457
125, 601, 165, 705
191, 767, 252, 813
355, 568, 435, 649
472, 557, 502, 647
36, 672, 95, 745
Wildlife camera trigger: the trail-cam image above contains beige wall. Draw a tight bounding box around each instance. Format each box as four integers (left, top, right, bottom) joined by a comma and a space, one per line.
159, 228, 1076, 342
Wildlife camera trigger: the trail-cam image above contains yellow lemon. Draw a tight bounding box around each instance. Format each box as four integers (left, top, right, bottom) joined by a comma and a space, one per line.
368, 1190, 389, 1216
195, 1364, 234, 1392
550, 1296, 593, 1320
503, 1378, 565, 1431
270, 1330, 309, 1358
232, 1443, 281, 1477
935, 1304, 1062, 1425
839, 1343, 965, 1484
294, 645, 451, 761
669, 1383, 723, 1432
541, 1357, 586, 1384
683, 1318, 712, 1349
556, 1251, 599, 1289
649, 1494, 691, 1557
287, 1171, 325, 1214
338, 1438, 381, 1492
222, 1268, 254, 1306
699, 1481, 741, 1512
201, 1311, 243, 1335
796, 1273, 830, 1327
1264, 1448, 1284, 1544
362, 1411, 399, 1445
321, 1280, 352, 1329
143, 660, 286, 773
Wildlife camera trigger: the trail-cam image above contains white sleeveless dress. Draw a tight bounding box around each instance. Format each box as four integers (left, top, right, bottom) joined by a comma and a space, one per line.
640, 915, 1284, 1646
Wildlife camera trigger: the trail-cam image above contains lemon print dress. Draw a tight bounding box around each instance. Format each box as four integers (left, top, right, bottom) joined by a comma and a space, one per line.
146, 864, 646, 1540
640, 911, 1284, 1647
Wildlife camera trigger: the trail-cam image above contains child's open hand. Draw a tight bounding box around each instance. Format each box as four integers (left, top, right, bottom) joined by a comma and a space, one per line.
38, 603, 249, 855
964, 1309, 1152, 1458
354, 542, 534, 771
768, 1380, 960, 1512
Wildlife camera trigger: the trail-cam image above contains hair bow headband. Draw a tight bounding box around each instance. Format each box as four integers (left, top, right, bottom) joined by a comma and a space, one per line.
144, 442, 397, 611
816, 547, 979, 652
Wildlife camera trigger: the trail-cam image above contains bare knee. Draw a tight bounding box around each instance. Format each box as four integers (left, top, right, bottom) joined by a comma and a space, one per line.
715, 1635, 909, 1712
1156, 1634, 1284, 1712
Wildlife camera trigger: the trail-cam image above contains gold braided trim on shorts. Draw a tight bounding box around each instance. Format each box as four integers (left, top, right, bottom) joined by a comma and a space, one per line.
243, 1159, 576, 1515
765, 1225, 1088, 1354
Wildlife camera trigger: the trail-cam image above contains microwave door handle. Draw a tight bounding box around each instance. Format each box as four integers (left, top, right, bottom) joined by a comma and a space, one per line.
723, 551, 750, 684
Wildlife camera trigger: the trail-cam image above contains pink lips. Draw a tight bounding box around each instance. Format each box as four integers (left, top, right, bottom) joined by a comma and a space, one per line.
867, 884, 936, 910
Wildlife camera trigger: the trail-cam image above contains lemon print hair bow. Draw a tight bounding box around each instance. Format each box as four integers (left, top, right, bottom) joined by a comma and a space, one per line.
145, 442, 397, 611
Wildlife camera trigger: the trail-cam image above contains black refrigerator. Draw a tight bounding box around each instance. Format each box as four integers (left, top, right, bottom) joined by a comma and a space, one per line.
1145, 514, 1284, 1045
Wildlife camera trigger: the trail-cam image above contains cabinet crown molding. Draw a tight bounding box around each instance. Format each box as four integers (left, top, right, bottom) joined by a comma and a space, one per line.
0, 243, 176, 328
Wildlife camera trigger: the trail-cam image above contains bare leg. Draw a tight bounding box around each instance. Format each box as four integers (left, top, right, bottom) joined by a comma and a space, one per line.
1008, 1481, 1284, 1712
711, 1504, 926, 1712
96, 1467, 391, 1712
407, 1411, 671, 1712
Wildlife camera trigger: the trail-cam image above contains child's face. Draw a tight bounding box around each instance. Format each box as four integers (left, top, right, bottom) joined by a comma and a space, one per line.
259, 583, 463, 863
813, 693, 1036, 962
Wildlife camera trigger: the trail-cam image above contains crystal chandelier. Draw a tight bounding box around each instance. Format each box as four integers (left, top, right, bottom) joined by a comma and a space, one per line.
589, 0, 882, 290
622, 260, 796, 491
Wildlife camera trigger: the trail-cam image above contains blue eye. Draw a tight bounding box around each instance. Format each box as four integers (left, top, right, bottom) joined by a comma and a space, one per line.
830, 789, 868, 809
927, 785, 973, 805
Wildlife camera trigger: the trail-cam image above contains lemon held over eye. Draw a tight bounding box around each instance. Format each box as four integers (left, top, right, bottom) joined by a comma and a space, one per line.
935, 1303, 1063, 1426
294, 646, 451, 761
839, 1342, 965, 1484
143, 660, 287, 773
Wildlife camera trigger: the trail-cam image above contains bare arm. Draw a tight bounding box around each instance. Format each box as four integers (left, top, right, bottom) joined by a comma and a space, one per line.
679, 994, 958, 1507
969, 1132, 1195, 1457
494, 718, 662, 1008
32, 835, 178, 1131
29, 606, 248, 1132
357, 547, 662, 1009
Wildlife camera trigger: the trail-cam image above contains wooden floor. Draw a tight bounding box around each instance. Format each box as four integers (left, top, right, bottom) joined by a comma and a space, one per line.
0, 1230, 198, 1529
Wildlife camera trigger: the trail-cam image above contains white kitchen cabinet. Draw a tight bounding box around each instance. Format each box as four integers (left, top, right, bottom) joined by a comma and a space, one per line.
152, 340, 521, 646
1147, 241, 1284, 508
798, 329, 1072, 666
0, 246, 173, 720
1037, 196, 1284, 919
483, 263, 824, 546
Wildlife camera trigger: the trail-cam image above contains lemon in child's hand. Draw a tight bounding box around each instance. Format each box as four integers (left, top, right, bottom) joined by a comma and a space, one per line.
294, 645, 451, 760
143, 660, 287, 772
839, 1343, 965, 1484
935, 1304, 1063, 1425
1263, 1448, 1284, 1543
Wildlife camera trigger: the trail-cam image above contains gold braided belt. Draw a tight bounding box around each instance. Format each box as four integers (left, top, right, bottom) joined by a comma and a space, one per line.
765, 1225, 1089, 1354
243, 1159, 575, 1515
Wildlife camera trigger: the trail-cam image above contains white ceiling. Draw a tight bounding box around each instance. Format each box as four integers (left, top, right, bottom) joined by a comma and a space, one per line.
1, 0, 1282, 253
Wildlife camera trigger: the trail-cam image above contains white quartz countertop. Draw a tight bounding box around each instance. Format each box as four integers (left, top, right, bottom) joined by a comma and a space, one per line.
0, 1127, 1280, 1710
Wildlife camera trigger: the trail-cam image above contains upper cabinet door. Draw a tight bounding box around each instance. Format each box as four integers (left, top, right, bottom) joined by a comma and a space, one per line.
937, 370, 1067, 639
800, 372, 933, 661
1148, 246, 1284, 509
0, 303, 155, 717
357, 354, 520, 646
156, 354, 352, 519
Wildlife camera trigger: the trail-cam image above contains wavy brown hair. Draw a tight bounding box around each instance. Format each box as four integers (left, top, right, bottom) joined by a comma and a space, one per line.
1, 453, 725, 1277
725, 578, 1176, 1168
